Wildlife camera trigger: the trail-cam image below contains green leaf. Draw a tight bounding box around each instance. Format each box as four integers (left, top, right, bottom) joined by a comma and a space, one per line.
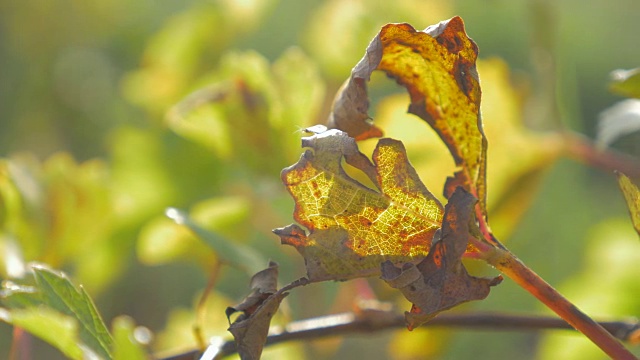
1, 306, 86, 360
617, 172, 640, 238
610, 68, 640, 99
31, 265, 114, 360
165, 208, 267, 275
1, 264, 114, 359
112, 316, 149, 360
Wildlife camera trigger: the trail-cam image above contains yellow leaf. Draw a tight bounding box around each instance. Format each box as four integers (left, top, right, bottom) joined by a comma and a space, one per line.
274, 128, 443, 281
617, 172, 640, 238
328, 18, 488, 215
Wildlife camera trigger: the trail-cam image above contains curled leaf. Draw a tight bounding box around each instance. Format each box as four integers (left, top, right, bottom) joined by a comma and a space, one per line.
329, 17, 488, 214
226, 261, 279, 322
381, 187, 501, 329
274, 129, 443, 281
616, 172, 640, 238
226, 261, 286, 360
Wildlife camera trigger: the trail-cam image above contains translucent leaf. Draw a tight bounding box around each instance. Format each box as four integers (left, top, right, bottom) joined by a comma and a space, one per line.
381, 188, 501, 329
0, 307, 86, 360
328, 18, 488, 215
369, 59, 563, 238
274, 128, 443, 281
32, 265, 113, 359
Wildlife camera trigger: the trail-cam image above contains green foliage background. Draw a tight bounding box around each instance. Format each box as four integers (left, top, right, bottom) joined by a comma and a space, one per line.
1, 0, 639, 359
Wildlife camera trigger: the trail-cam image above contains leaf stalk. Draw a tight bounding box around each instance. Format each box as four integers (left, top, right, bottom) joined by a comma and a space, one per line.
482, 246, 637, 359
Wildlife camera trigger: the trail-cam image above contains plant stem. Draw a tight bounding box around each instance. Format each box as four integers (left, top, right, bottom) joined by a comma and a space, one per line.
156, 310, 639, 360
483, 246, 637, 359
562, 132, 640, 178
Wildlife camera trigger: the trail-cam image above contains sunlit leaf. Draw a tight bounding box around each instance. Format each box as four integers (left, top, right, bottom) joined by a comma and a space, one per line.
368, 59, 563, 239
0, 306, 85, 360
381, 188, 501, 329
1, 264, 113, 359
32, 265, 113, 359
610, 68, 640, 99
166, 208, 266, 275
329, 18, 488, 215
617, 172, 640, 238
137, 196, 251, 268
274, 128, 443, 281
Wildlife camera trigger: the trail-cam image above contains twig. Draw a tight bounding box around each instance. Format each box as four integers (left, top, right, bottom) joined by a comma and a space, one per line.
156, 310, 640, 360
562, 132, 640, 178
483, 246, 638, 359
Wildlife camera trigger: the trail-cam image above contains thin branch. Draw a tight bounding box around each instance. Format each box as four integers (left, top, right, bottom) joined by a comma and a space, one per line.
156, 310, 640, 360
562, 132, 640, 178
484, 246, 638, 359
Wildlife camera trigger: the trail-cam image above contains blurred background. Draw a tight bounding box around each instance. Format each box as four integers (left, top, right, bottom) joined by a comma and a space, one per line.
1, 0, 639, 359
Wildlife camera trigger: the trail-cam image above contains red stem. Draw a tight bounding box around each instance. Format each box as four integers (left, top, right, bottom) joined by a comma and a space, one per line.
482, 246, 637, 359
562, 132, 640, 178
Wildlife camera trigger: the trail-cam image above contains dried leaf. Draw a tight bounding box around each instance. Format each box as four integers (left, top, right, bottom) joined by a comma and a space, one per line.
274, 129, 443, 281
381, 187, 501, 329
326, 58, 384, 141
228, 292, 287, 360
617, 172, 640, 238
226, 261, 279, 320
329, 17, 488, 213
226, 262, 286, 360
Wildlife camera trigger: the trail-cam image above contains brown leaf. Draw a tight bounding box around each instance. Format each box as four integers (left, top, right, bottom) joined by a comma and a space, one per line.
326, 43, 384, 140
226, 261, 279, 320
274, 129, 443, 281
381, 187, 501, 329
226, 262, 286, 360
329, 17, 488, 215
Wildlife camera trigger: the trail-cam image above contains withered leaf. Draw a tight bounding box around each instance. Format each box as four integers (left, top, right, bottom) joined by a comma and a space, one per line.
226, 261, 286, 360
274, 129, 443, 281
381, 187, 501, 330
326, 53, 383, 141
617, 172, 640, 238
226, 261, 279, 321
329, 17, 488, 214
